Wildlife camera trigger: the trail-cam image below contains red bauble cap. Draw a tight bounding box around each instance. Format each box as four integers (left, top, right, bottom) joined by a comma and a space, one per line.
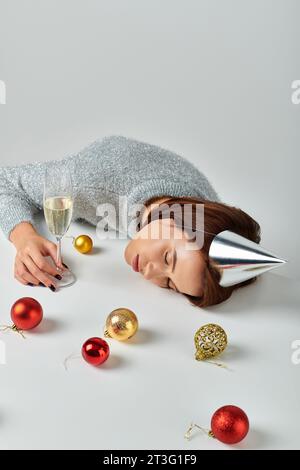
211, 405, 249, 444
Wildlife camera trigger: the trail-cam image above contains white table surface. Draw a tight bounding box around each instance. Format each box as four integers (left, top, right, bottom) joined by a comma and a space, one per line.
0, 0, 299, 450
0, 218, 299, 450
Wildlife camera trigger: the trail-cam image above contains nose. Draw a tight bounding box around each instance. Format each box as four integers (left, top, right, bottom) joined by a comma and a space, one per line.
143, 261, 160, 280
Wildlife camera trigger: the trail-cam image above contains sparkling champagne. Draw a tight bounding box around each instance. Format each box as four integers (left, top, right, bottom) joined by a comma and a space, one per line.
44, 196, 73, 237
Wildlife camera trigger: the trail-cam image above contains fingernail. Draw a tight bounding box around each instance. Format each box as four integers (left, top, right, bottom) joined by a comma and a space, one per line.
49, 285, 56, 292
28, 282, 34, 286
39, 282, 46, 287
62, 263, 69, 269
55, 274, 62, 280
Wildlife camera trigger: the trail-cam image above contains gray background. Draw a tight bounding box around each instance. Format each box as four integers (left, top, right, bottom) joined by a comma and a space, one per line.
0, 0, 299, 450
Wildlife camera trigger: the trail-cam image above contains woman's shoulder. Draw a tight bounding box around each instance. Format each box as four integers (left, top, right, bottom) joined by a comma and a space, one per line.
100, 135, 195, 169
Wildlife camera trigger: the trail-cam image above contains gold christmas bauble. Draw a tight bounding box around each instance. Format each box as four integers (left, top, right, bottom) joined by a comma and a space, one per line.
104, 308, 138, 341
194, 323, 227, 361
74, 235, 93, 254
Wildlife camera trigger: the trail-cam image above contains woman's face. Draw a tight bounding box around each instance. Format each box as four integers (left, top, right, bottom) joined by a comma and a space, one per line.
124, 218, 206, 296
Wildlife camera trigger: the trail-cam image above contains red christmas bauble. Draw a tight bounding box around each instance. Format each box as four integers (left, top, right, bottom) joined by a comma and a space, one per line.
11, 297, 43, 330
211, 405, 249, 444
81, 337, 110, 366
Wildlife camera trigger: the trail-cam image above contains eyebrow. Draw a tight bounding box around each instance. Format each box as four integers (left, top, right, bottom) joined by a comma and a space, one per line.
172, 249, 177, 273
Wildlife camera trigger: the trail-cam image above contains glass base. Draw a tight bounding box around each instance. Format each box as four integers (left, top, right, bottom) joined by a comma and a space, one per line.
55, 269, 76, 288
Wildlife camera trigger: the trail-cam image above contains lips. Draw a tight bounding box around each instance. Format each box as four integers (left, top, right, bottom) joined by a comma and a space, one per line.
131, 255, 139, 273
131, 254, 140, 272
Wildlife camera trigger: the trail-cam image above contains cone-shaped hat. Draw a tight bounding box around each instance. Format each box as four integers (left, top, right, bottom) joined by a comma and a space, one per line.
208, 230, 287, 287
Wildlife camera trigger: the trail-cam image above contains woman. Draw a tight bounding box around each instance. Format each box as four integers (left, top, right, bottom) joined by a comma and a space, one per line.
0, 135, 261, 307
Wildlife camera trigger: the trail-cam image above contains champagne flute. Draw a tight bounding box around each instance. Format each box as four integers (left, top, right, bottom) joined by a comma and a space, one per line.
43, 166, 76, 287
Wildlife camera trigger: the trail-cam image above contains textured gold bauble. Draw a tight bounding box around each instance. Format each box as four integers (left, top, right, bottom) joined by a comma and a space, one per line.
74, 235, 93, 254
104, 308, 138, 341
194, 323, 227, 361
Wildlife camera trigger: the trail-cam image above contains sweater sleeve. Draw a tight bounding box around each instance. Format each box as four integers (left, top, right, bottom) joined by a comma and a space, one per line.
0, 155, 78, 240
0, 137, 106, 240
0, 165, 41, 238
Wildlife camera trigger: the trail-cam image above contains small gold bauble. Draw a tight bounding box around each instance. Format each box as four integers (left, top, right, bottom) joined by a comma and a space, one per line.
74, 235, 93, 254
104, 308, 138, 341
194, 323, 227, 361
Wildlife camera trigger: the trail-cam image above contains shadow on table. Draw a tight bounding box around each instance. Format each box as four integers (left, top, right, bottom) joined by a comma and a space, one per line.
234, 427, 281, 450
220, 343, 253, 363
99, 354, 124, 370
29, 317, 65, 334
126, 327, 160, 345
205, 272, 300, 316
87, 246, 103, 255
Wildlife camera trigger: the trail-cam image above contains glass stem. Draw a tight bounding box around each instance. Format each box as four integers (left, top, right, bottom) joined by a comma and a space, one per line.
56, 237, 62, 268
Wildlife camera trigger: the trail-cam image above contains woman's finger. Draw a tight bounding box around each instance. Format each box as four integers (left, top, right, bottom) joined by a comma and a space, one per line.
14, 260, 38, 285
23, 255, 57, 289
14, 261, 37, 285
20, 270, 41, 286
30, 248, 61, 277
14, 272, 28, 285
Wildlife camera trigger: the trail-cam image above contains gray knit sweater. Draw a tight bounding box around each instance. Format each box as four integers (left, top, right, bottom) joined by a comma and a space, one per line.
0, 135, 220, 239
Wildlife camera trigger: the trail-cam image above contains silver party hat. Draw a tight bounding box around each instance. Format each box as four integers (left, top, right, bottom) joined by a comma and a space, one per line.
208, 230, 287, 287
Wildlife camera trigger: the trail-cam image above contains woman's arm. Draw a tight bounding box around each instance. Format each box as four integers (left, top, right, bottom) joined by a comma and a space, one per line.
0, 137, 105, 239
0, 137, 110, 286
0, 161, 69, 287
0, 161, 50, 239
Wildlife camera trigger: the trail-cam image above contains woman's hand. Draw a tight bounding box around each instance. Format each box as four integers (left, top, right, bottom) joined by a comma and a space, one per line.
10, 222, 66, 288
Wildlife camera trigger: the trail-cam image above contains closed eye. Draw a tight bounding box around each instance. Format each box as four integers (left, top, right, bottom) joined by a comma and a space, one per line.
163, 250, 178, 291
